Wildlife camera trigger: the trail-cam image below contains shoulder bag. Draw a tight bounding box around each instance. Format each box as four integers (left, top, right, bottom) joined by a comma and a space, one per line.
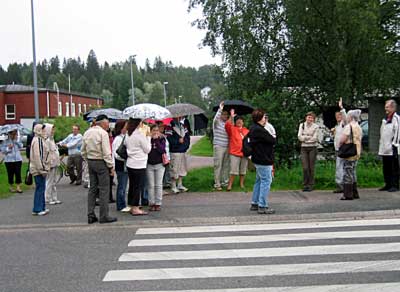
116, 135, 128, 160
338, 126, 357, 158
25, 160, 33, 185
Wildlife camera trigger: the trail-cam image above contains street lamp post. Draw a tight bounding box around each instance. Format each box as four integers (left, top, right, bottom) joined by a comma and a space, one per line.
163, 82, 168, 107
30, 0, 39, 122
53, 82, 60, 116
130, 55, 136, 105
178, 95, 182, 103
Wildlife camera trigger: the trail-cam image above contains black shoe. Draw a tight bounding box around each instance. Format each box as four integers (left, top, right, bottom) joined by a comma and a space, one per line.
340, 196, 353, 200
99, 217, 118, 224
250, 204, 258, 211
303, 187, 311, 192
379, 186, 390, 191
75, 181, 82, 186
69, 177, 77, 184
88, 216, 98, 224
388, 187, 399, 192
95, 199, 100, 206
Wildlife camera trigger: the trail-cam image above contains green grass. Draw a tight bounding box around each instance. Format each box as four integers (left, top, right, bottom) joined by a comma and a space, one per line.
185, 160, 384, 192
0, 162, 32, 199
189, 136, 213, 157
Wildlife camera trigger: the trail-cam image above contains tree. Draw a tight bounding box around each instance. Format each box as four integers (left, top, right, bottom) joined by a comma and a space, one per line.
86, 49, 101, 82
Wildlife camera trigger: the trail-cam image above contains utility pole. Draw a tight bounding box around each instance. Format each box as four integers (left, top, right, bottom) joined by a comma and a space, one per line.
130, 55, 136, 105
30, 0, 39, 122
163, 82, 168, 107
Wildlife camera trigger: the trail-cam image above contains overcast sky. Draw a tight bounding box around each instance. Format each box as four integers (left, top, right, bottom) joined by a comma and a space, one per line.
0, 0, 221, 69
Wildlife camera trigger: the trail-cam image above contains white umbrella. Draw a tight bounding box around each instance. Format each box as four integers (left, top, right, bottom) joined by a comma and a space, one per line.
166, 103, 205, 117
123, 103, 172, 120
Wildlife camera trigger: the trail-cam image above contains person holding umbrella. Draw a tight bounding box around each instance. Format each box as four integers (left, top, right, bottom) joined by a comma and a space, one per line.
166, 116, 191, 194
1, 129, 23, 193
225, 109, 249, 190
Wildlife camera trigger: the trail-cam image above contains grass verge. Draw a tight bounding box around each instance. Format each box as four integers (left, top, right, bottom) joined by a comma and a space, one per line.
0, 162, 31, 199
189, 136, 213, 157
185, 160, 384, 192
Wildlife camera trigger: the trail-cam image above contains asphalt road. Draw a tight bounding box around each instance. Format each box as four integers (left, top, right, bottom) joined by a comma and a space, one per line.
2, 219, 400, 292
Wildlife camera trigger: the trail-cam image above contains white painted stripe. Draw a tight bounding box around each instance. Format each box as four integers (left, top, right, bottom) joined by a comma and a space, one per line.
120, 242, 400, 261
135, 219, 400, 235
120, 283, 400, 292
103, 260, 400, 281
128, 229, 400, 246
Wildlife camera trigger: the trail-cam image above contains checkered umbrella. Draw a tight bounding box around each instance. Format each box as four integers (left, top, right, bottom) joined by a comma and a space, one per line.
123, 103, 172, 120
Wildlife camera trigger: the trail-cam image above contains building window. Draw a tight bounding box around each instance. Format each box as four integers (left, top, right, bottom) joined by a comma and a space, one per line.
58, 102, 62, 116
78, 104, 82, 115
65, 102, 70, 117
71, 103, 76, 117
83, 104, 87, 113
5, 104, 16, 120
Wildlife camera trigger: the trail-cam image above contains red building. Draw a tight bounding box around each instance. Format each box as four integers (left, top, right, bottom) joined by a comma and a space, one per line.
0, 84, 103, 127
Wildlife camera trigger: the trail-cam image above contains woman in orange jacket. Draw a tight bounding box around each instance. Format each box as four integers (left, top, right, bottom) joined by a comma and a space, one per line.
225, 109, 250, 190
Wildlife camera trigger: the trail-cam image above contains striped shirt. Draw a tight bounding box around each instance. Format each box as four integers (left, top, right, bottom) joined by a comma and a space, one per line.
213, 109, 229, 147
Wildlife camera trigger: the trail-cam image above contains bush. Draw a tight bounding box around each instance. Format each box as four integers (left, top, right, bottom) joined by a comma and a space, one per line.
43, 116, 90, 142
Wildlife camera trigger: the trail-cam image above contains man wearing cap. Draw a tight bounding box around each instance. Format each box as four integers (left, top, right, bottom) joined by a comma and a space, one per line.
81, 115, 117, 224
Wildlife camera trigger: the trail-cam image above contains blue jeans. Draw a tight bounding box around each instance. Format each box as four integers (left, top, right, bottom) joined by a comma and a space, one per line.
33, 175, 46, 213
251, 164, 273, 208
116, 171, 128, 211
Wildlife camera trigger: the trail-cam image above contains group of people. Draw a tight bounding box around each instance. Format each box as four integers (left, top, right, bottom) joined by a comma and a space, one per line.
83, 115, 191, 223
212, 102, 277, 214
298, 98, 363, 200
1, 98, 399, 220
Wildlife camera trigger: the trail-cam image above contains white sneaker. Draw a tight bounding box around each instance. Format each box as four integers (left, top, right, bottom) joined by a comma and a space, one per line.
55, 200, 62, 205
171, 187, 180, 194
49, 201, 57, 205
38, 209, 49, 216
120, 207, 131, 213
178, 185, 188, 192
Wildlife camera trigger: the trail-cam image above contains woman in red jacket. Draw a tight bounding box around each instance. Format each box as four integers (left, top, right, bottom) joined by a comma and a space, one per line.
225, 109, 250, 190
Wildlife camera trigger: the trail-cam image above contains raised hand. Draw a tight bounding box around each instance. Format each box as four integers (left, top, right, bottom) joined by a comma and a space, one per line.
230, 108, 236, 117
339, 97, 343, 109
219, 101, 224, 111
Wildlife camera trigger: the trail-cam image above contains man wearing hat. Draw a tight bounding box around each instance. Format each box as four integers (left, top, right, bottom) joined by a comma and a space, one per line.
81, 114, 117, 224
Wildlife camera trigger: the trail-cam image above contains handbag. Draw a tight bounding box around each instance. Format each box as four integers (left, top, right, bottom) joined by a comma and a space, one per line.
116, 135, 128, 160
25, 161, 33, 185
338, 126, 357, 158
162, 153, 170, 166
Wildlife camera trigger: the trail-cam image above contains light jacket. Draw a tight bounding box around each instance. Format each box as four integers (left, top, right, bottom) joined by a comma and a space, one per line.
334, 109, 347, 151
125, 128, 151, 169
59, 133, 82, 155
379, 112, 400, 156
29, 124, 50, 176
225, 120, 249, 157
44, 123, 60, 168
1, 137, 23, 163
298, 122, 319, 147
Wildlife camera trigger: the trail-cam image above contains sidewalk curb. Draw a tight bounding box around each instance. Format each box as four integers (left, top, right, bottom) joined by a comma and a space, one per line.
1, 209, 400, 232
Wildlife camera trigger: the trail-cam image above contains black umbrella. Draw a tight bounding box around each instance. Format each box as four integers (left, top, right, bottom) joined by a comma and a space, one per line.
194, 113, 208, 131
212, 100, 254, 115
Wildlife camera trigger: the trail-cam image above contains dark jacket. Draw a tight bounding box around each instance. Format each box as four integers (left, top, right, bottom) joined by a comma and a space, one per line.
249, 123, 276, 165
148, 137, 166, 165
166, 121, 190, 153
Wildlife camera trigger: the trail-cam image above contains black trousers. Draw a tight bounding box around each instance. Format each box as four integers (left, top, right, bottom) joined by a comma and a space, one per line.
382, 152, 399, 189
127, 167, 146, 207
5, 161, 22, 185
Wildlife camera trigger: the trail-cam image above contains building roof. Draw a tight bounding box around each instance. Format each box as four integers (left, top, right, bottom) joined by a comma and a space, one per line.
0, 84, 103, 101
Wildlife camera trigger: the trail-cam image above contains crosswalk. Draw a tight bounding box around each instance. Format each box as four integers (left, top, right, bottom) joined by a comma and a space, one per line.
103, 219, 400, 291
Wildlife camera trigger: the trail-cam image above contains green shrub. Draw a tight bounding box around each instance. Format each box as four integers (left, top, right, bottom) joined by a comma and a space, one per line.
43, 116, 90, 142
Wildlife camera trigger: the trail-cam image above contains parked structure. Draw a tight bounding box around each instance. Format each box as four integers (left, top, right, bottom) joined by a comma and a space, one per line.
0, 84, 103, 127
